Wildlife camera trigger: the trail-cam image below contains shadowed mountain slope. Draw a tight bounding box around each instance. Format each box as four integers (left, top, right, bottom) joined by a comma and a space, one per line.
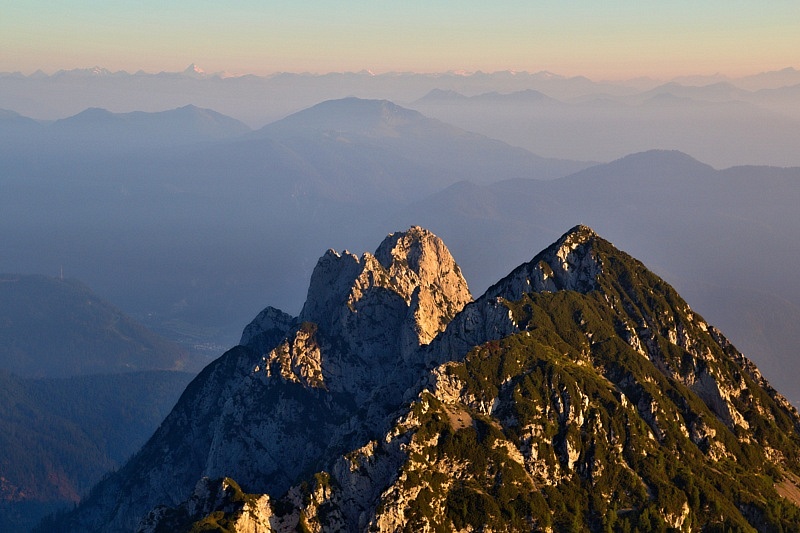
0, 274, 189, 377
0, 369, 194, 533
54, 226, 800, 532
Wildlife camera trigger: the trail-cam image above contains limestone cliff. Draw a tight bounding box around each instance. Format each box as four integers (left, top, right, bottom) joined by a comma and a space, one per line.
54, 227, 472, 532
54, 226, 800, 533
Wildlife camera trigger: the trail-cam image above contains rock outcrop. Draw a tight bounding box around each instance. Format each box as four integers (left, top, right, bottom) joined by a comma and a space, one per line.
55, 227, 472, 532
54, 225, 800, 533
299, 225, 471, 365
257, 226, 473, 405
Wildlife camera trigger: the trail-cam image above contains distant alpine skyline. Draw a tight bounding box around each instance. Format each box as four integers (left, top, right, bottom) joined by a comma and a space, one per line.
2, 1, 798, 80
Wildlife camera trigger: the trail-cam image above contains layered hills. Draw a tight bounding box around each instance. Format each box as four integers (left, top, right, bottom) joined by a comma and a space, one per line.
3, 98, 800, 405
55, 226, 800, 532
0, 370, 193, 532
0, 275, 196, 531
0, 274, 189, 377
0, 98, 590, 350
4, 66, 800, 167
393, 149, 800, 405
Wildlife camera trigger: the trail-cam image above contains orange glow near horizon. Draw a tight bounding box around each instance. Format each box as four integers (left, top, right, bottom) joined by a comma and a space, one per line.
1, 2, 798, 81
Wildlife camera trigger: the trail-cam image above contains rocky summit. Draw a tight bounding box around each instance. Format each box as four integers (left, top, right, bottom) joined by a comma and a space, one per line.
53, 226, 800, 532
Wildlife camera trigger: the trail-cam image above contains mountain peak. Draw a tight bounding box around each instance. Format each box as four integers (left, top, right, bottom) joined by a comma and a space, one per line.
257, 97, 427, 138
485, 224, 602, 302
56, 226, 800, 532
566, 149, 717, 185
183, 63, 206, 77
374, 226, 472, 345
374, 225, 451, 273
609, 149, 712, 173
414, 88, 467, 103
558, 223, 597, 244
430, 225, 605, 360
299, 226, 471, 352
244, 226, 473, 395
59, 107, 116, 123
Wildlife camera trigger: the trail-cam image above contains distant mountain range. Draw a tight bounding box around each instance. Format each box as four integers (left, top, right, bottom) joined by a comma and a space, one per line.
2, 98, 800, 409
409, 81, 800, 167
53, 226, 800, 532
4, 65, 800, 166
0, 105, 250, 154
0, 98, 590, 346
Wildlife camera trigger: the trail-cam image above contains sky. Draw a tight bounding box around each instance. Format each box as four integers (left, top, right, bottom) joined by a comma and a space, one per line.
1, 1, 799, 80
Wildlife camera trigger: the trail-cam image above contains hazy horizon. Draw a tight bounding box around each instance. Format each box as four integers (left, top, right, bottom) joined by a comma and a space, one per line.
3, 2, 799, 80
4, 63, 800, 85
5, 4, 800, 531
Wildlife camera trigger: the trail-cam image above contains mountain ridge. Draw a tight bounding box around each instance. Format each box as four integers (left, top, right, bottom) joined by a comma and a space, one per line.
53, 225, 800, 532
48, 104, 251, 149
390, 150, 800, 404
0, 369, 195, 532
255, 97, 591, 182
0, 274, 189, 377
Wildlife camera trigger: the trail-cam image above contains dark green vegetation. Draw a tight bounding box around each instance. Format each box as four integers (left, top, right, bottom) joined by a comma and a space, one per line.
0, 274, 189, 377
0, 369, 193, 532
386, 232, 800, 531
56, 226, 800, 532
399, 326, 800, 531
0, 274, 199, 531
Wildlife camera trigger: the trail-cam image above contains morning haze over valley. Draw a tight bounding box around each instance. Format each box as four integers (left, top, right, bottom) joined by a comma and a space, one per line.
2, 2, 800, 531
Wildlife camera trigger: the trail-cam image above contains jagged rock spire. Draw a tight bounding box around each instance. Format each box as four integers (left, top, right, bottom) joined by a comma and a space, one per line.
57, 224, 800, 533
299, 226, 472, 353
486, 224, 601, 301
374, 226, 472, 345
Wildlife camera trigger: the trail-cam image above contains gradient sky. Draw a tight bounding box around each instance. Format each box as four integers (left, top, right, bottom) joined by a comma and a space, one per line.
2, 1, 798, 79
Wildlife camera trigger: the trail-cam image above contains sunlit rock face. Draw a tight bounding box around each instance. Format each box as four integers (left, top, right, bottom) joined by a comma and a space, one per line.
57, 226, 800, 533
56, 227, 474, 532
299, 225, 472, 365
278, 226, 473, 401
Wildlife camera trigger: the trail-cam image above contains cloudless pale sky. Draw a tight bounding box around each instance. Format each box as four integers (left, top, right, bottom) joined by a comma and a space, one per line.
1, 1, 798, 79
